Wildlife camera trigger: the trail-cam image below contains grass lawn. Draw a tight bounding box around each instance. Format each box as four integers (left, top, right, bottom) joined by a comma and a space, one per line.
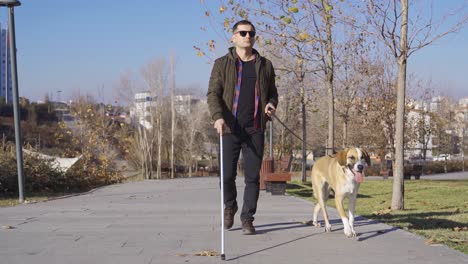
0, 193, 70, 207
286, 179, 468, 254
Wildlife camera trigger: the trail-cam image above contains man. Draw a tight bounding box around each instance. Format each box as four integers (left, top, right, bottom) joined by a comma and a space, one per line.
207, 20, 278, 235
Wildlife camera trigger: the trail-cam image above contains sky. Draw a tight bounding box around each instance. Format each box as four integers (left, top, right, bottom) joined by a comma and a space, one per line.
0, 0, 466, 104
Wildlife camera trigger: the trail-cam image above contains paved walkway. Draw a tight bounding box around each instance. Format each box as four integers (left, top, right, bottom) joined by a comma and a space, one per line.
1, 177, 467, 264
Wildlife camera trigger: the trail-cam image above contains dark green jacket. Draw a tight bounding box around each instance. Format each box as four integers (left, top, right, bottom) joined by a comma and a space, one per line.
207, 47, 278, 131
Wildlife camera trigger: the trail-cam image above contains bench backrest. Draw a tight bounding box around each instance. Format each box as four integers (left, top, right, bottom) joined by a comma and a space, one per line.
277, 154, 292, 172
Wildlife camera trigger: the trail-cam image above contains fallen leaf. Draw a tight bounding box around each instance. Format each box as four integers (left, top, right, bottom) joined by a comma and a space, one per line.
425, 237, 437, 245
194, 250, 219, 257
372, 208, 392, 216
2, 225, 14, 230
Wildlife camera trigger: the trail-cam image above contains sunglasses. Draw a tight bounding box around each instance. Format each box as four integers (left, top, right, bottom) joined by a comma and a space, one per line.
236, 30, 256, 37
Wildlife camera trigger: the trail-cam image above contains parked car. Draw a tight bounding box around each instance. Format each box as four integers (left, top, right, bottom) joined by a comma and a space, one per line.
433, 154, 451, 161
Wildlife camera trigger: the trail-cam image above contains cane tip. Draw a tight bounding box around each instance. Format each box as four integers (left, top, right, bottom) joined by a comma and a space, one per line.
221, 254, 226, 260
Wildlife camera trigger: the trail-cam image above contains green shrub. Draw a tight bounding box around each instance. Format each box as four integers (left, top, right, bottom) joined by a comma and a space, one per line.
423, 160, 465, 174
364, 160, 467, 176
0, 147, 63, 194
0, 146, 122, 196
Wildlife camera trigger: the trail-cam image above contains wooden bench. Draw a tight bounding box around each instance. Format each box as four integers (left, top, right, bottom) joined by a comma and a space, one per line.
262, 155, 292, 195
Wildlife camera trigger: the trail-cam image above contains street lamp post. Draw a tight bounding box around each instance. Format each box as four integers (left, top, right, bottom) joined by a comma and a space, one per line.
0, 0, 24, 202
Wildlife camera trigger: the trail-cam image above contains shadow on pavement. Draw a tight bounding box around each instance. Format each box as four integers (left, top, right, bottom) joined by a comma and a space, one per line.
357, 227, 400, 241
227, 232, 319, 261
229, 221, 307, 233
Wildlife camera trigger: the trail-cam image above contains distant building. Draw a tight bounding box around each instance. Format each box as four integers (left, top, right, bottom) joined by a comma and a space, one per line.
130, 91, 157, 129
459, 97, 468, 107
406, 109, 434, 159
0, 24, 12, 104
174, 95, 200, 115
411, 100, 430, 112
51, 101, 73, 122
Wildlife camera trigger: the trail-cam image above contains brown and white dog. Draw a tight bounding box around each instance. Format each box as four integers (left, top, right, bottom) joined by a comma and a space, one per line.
311, 148, 371, 237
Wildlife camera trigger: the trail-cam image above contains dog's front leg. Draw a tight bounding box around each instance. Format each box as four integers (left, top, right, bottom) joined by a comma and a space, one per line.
348, 193, 358, 237
312, 203, 322, 227
335, 195, 353, 237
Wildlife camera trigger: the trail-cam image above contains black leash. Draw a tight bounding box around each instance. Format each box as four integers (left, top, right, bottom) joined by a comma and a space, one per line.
270, 115, 304, 143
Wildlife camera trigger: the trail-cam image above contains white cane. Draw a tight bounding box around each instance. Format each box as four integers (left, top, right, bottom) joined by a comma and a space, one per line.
219, 133, 226, 260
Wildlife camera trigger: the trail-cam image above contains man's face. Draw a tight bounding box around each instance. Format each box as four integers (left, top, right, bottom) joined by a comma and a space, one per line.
231, 24, 256, 49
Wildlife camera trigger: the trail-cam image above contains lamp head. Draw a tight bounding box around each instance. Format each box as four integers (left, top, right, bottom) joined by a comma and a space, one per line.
0, 0, 21, 7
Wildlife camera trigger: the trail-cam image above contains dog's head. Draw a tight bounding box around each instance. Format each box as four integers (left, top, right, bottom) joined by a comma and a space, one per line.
337, 148, 371, 183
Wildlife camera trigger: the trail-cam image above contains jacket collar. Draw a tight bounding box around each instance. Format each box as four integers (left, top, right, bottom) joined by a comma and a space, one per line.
228, 47, 260, 62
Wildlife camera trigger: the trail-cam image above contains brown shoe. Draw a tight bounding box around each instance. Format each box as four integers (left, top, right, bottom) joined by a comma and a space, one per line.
242, 220, 256, 235
224, 206, 238, 230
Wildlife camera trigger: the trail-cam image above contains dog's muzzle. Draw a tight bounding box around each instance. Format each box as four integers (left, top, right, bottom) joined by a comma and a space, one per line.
357, 164, 364, 173
350, 164, 365, 183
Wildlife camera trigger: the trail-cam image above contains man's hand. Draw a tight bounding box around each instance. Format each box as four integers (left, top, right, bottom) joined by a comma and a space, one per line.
214, 118, 226, 135
265, 103, 276, 117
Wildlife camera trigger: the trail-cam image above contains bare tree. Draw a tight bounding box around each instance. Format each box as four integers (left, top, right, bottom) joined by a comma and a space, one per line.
174, 101, 211, 177
366, 0, 467, 209
334, 35, 372, 148
115, 58, 168, 179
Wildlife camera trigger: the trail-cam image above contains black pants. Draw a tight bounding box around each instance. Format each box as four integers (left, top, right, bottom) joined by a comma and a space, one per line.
221, 128, 264, 222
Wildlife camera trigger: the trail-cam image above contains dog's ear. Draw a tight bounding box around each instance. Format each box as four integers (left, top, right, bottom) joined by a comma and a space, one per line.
337, 149, 348, 166
362, 149, 371, 166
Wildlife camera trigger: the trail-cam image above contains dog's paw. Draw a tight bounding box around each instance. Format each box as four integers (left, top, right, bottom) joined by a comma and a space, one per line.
344, 230, 356, 237
324, 224, 331, 232
312, 221, 321, 227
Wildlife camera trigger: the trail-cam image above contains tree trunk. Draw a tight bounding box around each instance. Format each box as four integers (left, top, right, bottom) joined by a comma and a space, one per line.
279, 93, 291, 160
343, 120, 348, 149
145, 129, 152, 179
157, 113, 162, 179
300, 80, 307, 183
189, 129, 195, 177
323, 0, 335, 155
392, 0, 408, 210
301, 98, 307, 182
170, 54, 175, 179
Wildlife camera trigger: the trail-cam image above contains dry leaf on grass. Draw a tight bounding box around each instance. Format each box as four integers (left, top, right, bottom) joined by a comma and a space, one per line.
425, 236, 438, 245
194, 250, 219, 256
372, 208, 392, 216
